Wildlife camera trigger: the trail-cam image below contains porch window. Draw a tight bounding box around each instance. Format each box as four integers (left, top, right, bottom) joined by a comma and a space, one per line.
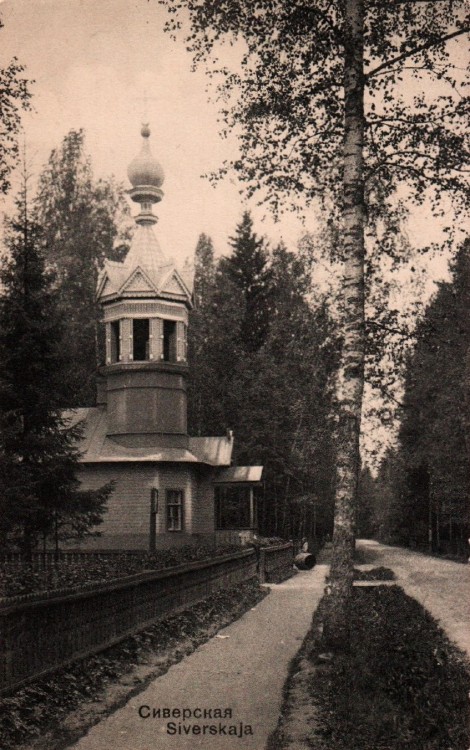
166, 489, 184, 531
133, 318, 150, 361
215, 486, 254, 530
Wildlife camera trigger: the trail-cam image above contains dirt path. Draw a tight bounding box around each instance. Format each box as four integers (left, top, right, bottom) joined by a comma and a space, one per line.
66, 565, 328, 750
357, 539, 470, 656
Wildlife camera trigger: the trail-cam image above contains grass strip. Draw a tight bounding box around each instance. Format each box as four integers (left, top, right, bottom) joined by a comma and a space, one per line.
269, 585, 470, 750
353, 566, 395, 581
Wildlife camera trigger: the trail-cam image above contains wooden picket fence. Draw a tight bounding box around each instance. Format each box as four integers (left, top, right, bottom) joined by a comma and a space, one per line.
0, 543, 293, 696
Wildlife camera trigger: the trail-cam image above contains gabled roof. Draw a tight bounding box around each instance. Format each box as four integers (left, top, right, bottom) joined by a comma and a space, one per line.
118, 266, 158, 296
159, 265, 194, 301
64, 408, 233, 466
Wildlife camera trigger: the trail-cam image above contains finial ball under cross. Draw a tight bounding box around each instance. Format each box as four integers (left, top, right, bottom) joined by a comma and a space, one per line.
141, 123, 151, 138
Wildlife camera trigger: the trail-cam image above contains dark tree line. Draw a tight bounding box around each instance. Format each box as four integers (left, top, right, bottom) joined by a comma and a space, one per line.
358, 240, 470, 556
188, 213, 340, 544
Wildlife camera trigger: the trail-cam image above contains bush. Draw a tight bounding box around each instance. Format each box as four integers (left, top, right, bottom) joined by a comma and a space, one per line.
353, 566, 395, 581
0, 543, 242, 598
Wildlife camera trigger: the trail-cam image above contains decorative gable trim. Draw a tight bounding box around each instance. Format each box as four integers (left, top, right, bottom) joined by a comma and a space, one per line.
159, 267, 193, 305
118, 266, 158, 296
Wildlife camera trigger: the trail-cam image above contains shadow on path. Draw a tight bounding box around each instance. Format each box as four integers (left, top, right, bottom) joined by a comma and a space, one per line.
357, 539, 470, 657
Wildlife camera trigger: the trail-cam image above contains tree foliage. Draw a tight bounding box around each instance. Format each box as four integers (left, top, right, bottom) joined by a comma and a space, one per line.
161, 0, 469, 642
225, 211, 272, 352
364, 241, 470, 554
188, 232, 244, 436
397, 239, 469, 552
34, 129, 131, 406
161, 0, 468, 228
188, 219, 340, 542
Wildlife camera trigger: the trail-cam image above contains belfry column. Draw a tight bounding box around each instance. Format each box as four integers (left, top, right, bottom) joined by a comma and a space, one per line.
96, 125, 193, 449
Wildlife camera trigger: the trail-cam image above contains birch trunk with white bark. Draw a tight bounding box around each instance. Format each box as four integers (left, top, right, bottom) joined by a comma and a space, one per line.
324, 0, 366, 648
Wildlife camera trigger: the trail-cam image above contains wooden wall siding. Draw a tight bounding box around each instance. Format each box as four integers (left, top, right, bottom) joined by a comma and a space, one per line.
117, 318, 130, 363
150, 317, 163, 360
75, 463, 216, 550
176, 320, 186, 362
0, 550, 257, 696
191, 469, 215, 536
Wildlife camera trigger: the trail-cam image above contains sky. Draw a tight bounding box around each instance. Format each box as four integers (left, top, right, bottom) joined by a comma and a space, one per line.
1, 0, 466, 274
0, 0, 314, 264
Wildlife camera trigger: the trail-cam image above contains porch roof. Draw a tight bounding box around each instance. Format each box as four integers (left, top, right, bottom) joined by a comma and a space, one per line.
213, 466, 263, 484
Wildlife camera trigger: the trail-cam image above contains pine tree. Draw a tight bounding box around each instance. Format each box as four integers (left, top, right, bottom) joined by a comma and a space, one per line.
34, 129, 131, 406
0, 181, 112, 554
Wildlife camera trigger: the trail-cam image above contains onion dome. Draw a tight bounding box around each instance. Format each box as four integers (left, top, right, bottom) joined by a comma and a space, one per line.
127, 125, 164, 224
127, 124, 165, 188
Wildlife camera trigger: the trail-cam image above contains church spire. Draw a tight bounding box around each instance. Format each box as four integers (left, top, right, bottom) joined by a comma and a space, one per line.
127, 124, 165, 226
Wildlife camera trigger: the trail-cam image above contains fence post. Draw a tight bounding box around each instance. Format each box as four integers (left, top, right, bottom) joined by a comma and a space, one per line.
259, 547, 266, 584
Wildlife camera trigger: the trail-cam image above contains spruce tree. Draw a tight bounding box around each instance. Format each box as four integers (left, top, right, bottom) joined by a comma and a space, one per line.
0, 183, 111, 554
226, 212, 272, 353
187, 229, 339, 541
187, 232, 244, 435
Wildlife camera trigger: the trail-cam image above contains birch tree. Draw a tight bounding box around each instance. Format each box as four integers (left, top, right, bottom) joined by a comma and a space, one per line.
160, 0, 469, 644
0, 17, 32, 194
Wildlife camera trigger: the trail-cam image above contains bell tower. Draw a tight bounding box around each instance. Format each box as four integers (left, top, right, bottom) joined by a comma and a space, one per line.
96, 125, 193, 449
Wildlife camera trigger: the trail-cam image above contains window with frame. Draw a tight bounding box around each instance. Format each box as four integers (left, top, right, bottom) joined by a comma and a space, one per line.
166, 489, 184, 531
